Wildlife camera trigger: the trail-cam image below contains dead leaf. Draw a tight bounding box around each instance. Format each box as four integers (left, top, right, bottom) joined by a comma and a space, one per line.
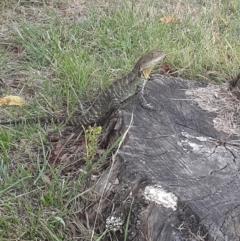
205, 71, 219, 77
0, 95, 25, 106
191, 11, 198, 17
59, 152, 68, 162
54, 110, 64, 116
49, 142, 63, 163
42, 174, 51, 185
159, 16, 181, 23
47, 133, 60, 142
28, 164, 36, 171
159, 64, 174, 73
220, 17, 228, 26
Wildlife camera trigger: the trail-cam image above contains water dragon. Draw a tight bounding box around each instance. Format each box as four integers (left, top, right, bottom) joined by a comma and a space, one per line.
0, 50, 165, 126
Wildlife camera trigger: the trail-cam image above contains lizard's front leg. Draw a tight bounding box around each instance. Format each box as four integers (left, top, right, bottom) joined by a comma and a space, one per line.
137, 78, 158, 110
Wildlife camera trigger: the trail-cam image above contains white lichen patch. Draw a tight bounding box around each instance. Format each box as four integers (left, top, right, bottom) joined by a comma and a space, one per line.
187, 141, 204, 152
106, 215, 123, 232
180, 132, 208, 142
143, 185, 177, 210
178, 132, 212, 156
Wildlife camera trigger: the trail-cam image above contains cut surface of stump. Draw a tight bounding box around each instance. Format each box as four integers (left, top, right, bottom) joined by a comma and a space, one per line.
96, 75, 240, 241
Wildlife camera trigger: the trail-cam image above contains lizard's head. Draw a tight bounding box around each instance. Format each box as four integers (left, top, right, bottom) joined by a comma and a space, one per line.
135, 49, 165, 79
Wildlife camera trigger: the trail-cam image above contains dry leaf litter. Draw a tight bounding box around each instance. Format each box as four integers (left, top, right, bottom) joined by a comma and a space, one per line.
186, 83, 240, 137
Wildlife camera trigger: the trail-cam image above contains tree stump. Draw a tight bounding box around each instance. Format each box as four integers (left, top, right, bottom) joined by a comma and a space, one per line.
96, 75, 240, 241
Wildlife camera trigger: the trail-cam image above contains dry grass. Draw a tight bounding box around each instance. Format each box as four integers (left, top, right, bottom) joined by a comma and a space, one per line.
186, 83, 240, 137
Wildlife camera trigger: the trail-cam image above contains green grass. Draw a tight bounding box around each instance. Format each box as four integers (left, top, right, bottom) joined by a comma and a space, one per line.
0, 0, 240, 240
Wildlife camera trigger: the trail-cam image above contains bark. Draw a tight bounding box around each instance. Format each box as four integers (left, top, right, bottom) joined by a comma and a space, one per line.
96, 75, 240, 241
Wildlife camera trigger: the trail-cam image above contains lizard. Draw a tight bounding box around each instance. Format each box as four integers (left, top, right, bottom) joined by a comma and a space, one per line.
0, 50, 165, 126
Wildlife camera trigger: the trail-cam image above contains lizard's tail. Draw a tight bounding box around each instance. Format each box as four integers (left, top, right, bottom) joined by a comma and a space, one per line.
0, 116, 76, 126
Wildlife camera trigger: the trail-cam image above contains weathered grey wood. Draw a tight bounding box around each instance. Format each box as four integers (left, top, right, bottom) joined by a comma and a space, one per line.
96, 75, 240, 241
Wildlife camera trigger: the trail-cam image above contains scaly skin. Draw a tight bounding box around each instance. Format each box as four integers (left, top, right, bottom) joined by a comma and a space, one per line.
0, 50, 165, 126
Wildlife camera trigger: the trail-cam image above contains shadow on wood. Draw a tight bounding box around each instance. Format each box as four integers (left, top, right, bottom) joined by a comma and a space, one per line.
96, 75, 240, 241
